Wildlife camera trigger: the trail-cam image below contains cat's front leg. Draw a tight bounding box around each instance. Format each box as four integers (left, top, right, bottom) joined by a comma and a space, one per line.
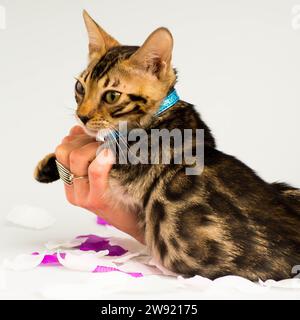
34, 153, 59, 183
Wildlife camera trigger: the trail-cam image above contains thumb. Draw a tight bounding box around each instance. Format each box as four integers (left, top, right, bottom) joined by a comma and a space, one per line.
96, 147, 116, 166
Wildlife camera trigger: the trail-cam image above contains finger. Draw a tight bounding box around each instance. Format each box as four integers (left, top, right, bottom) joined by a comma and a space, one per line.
61, 133, 92, 144
70, 142, 100, 202
72, 177, 90, 206
61, 135, 75, 144
69, 142, 100, 176
56, 133, 97, 207
88, 148, 115, 201
67, 135, 95, 147
69, 125, 85, 136
60, 125, 87, 145
64, 183, 76, 205
62, 130, 95, 143
55, 136, 96, 168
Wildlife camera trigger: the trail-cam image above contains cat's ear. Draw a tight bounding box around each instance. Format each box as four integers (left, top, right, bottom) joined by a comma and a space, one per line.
83, 10, 120, 58
129, 27, 173, 76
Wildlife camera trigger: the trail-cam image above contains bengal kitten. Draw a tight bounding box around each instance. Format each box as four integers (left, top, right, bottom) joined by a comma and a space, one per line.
35, 11, 300, 281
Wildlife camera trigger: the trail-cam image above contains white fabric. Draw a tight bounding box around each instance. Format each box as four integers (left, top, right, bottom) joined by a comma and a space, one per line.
6, 205, 56, 230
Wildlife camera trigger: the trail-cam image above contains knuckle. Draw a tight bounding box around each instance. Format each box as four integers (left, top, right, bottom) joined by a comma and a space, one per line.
69, 149, 84, 166
62, 136, 73, 144
55, 144, 68, 162
70, 125, 84, 135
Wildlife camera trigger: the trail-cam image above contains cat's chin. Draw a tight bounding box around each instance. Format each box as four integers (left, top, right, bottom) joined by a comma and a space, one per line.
81, 126, 113, 142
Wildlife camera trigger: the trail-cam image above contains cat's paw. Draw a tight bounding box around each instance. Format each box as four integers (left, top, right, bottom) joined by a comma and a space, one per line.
34, 153, 60, 183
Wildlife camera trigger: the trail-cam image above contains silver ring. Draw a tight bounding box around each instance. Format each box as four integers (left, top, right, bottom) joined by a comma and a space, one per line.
55, 160, 88, 186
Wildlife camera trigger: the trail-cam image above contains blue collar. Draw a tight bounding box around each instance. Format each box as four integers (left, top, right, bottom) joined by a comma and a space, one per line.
155, 89, 180, 116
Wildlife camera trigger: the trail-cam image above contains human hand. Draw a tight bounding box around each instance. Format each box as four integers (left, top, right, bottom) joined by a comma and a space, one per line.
55, 126, 144, 243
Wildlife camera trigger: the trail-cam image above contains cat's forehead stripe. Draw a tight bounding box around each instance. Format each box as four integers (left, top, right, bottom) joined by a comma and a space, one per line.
91, 46, 139, 81
112, 78, 120, 87
103, 77, 110, 88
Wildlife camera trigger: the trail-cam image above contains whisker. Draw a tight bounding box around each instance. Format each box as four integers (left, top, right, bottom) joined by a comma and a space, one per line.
108, 131, 127, 163
106, 124, 132, 163
111, 125, 141, 163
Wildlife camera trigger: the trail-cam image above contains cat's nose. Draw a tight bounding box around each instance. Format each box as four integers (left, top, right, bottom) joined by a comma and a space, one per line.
78, 115, 90, 124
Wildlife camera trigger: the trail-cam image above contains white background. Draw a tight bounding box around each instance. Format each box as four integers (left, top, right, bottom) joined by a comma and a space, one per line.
0, 0, 299, 299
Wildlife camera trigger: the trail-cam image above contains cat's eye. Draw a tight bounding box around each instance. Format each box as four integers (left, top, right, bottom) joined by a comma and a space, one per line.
103, 91, 121, 104
75, 80, 85, 96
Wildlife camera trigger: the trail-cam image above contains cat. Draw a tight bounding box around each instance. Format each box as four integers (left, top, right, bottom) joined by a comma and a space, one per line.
35, 10, 300, 281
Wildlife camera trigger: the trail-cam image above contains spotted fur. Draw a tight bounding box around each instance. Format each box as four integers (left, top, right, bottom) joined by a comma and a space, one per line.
35, 11, 300, 281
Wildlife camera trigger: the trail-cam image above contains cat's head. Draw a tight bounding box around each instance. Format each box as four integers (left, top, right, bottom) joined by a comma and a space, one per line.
75, 10, 177, 136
